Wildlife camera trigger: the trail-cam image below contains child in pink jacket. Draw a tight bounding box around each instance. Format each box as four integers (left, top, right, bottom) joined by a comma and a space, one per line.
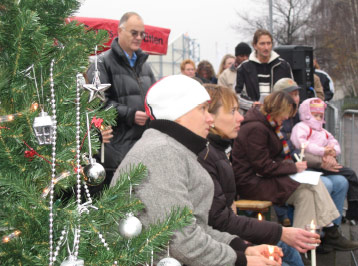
291, 98, 358, 223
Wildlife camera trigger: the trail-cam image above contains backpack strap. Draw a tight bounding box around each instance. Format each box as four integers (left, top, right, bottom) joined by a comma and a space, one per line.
306, 127, 313, 140
306, 126, 329, 140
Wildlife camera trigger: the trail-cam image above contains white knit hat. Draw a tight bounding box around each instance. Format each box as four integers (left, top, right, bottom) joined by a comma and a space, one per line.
145, 75, 210, 121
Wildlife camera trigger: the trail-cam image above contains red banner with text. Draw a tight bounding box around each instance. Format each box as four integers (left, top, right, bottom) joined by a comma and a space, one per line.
67, 17, 171, 55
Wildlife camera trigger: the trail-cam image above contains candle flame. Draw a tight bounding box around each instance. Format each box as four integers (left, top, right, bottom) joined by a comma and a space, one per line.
268, 245, 274, 254
7, 115, 14, 121
14, 230, 21, 236
258, 213, 263, 221
310, 219, 316, 230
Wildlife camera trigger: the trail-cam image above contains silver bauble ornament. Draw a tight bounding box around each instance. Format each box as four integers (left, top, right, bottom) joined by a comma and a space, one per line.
60, 256, 84, 266
83, 159, 106, 186
157, 257, 182, 266
118, 213, 142, 239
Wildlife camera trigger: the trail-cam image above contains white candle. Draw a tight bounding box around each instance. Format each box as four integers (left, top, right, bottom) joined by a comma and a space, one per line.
310, 220, 316, 266
101, 142, 105, 163
268, 245, 274, 261
311, 249, 316, 266
300, 143, 306, 161
294, 153, 301, 162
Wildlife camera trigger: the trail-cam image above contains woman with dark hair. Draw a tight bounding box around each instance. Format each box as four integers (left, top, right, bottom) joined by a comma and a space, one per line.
231, 91, 340, 230
196, 60, 217, 84
198, 85, 319, 266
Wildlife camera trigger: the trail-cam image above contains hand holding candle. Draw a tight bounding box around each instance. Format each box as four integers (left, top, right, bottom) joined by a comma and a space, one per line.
268, 245, 275, 261
100, 125, 113, 143
245, 245, 282, 265
304, 220, 321, 247
300, 142, 307, 161
100, 125, 113, 163
304, 220, 321, 266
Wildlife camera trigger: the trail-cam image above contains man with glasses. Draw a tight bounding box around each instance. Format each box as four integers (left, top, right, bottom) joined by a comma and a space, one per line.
86, 12, 156, 191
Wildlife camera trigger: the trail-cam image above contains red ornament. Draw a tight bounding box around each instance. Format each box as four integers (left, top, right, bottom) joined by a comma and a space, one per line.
25, 149, 36, 160
91, 116, 103, 129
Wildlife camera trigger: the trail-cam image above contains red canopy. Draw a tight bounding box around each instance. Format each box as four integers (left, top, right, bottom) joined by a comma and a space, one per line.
67, 17, 171, 55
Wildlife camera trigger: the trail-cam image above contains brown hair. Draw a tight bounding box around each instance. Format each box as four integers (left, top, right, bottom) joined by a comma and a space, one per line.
253, 29, 273, 45
313, 59, 320, 70
217, 54, 235, 77
260, 91, 296, 118
180, 59, 196, 72
204, 84, 239, 137
197, 60, 216, 79
203, 84, 239, 114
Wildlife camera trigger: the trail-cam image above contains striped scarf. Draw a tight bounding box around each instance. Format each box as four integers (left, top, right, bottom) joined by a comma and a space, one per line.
266, 114, 291, 160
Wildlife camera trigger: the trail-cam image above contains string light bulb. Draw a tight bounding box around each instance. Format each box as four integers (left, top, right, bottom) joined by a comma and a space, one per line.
2, 230, 21, 243
31, 102, 39, 111
42, 171, 71, 198
0, 114, 18, 122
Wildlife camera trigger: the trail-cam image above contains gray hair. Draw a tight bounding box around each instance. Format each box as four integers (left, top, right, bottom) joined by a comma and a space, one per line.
118, 12, 142, 28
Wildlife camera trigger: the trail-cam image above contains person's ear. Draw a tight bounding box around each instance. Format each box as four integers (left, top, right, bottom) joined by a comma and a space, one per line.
118, 27, 123, 35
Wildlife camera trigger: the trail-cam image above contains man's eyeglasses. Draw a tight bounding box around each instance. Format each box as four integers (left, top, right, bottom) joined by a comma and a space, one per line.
121, 27, 146, 39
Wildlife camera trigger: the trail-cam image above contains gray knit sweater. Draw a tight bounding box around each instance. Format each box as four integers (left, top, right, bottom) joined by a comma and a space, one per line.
111, 128, 237, 266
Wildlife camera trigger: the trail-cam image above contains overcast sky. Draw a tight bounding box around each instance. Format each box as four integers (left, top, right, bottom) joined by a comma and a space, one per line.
76, 0, 266, 72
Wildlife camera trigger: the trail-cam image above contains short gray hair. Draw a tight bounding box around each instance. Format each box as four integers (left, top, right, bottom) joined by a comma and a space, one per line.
118, 12, 142, 28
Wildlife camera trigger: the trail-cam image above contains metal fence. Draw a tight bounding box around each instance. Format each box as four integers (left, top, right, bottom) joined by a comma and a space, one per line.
340, 110, 358, 173
325, 99, 358, 173
326, 102, 340, 139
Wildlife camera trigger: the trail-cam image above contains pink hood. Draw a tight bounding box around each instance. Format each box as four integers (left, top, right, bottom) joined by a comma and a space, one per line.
298, 98, 326, 131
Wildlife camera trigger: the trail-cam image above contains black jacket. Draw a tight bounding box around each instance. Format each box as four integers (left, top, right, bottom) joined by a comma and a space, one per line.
87, 38, 156, 171
314, 69, 334, 101
235, 51, 292, 110
198, 133, 282, 245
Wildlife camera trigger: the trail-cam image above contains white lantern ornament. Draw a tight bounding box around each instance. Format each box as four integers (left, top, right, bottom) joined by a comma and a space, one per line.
33, 110, 54, 145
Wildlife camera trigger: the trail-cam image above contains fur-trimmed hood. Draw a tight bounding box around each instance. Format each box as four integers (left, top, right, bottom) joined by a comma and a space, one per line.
298, 98, 326, 131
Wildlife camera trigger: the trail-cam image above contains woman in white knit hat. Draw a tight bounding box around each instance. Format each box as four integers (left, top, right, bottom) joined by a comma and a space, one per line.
111, 75, 282, 266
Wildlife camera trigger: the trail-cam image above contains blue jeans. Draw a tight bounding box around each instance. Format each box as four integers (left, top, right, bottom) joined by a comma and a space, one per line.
278, 241, 303, 266
320, 175, 348, 225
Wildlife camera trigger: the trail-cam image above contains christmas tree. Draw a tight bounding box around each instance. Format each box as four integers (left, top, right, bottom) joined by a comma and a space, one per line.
0, 1, 192, 265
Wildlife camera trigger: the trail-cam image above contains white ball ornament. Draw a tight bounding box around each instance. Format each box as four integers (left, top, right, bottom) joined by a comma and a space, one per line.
118, 213, 142, 239
60, 256, 84, 266
157, 257, 182, 266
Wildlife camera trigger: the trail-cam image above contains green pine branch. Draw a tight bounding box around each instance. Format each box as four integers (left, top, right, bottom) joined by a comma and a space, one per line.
0, 1, 193, 265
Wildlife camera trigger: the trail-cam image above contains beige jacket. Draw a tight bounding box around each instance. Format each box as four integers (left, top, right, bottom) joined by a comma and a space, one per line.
218, 67, 236, 90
